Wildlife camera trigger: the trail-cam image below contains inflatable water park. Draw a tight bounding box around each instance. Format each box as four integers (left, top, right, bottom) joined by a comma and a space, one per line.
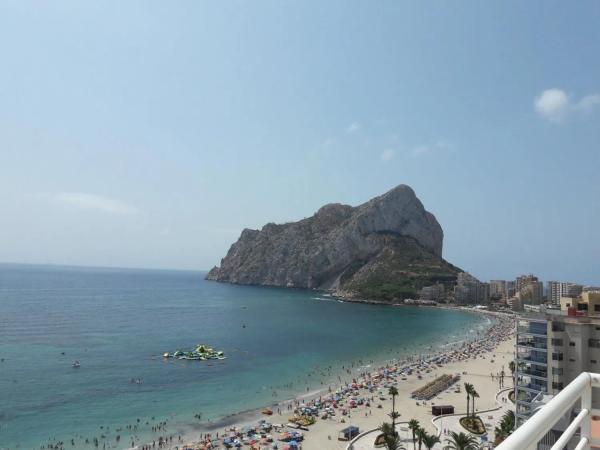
162, 344, 226, 361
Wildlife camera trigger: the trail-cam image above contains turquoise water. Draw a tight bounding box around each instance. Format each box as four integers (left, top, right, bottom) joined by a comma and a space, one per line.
0, 264, 488, 450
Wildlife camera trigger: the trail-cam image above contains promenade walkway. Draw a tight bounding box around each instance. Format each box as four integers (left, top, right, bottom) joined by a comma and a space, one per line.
348, 387, 513, 450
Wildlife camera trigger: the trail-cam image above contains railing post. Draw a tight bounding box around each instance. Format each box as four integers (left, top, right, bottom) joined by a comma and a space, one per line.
581, 375, 592, 450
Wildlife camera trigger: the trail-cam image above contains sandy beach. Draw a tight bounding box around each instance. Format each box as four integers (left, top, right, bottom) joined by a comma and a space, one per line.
157, 309, 515, 450
301, 335, 514, 450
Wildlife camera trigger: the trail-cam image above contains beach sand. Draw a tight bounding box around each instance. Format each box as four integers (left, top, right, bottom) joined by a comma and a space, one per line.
301, 337, 514, 450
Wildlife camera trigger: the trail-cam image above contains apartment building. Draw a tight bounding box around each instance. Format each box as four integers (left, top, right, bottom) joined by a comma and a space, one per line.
547, 281, 584, 306
454, 272, 490, 304
515, 291, 600, 424
490, 279, 508, 301
419, 283, 445, 302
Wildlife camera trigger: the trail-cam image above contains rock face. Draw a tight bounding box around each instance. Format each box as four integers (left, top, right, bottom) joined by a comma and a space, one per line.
206, 185, 460, 301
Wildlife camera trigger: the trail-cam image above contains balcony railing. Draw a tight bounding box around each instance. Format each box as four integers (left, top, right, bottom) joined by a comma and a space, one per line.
519, 368, 548, 379
517, 382, 547, 395
518, 355, 548, 365
497, 371, 600, 450
518, 330, 548, 338
517, 340, 548, 350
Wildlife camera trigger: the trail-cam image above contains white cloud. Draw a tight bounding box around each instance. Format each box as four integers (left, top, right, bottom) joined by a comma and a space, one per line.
410, 140, 454, 157
534, 89, 570, 122
346, 122, 360, 133
380, 148, 395, 161
47, 192, 139, 214
575, 94, 600, 113
534, 88, 600, 122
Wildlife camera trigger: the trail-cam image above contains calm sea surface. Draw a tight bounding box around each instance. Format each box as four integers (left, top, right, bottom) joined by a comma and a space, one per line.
0, 264, 489, 450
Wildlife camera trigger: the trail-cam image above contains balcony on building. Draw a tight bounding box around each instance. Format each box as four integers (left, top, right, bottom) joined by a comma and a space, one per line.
497, 372, 600, 450
517, 348, 548, 365
518, 318, 549, 337
517, 335, 548, 350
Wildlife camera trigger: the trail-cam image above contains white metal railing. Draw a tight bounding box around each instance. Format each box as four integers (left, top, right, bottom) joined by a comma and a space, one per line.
497, 371, 600, 450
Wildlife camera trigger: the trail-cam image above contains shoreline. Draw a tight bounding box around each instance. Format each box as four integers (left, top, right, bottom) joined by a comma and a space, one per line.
205, 278, 512, 313
158, 308, 513, 450
2, 300, 506, 450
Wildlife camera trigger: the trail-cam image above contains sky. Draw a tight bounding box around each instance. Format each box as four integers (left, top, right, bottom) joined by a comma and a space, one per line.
0, 1, 599, 284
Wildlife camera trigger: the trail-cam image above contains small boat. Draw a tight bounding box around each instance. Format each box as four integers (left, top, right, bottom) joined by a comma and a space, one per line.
262, 408, 273, 416
72, 361, 80, 368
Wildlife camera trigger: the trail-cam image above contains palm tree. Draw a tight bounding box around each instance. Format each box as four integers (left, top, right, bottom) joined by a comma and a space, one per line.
379, 422, 406, 450
384, 435, 407, 450
422, 432, 440, 450
470, 387, 480, 418
408, 419, 420, 450
464, 383, 474, 417
494, 410, 515, 444
389, 386, 399, 432
417, 427, 426, 450
445, 431, 479, 450
379, 422, 395, 439
509, 360, 516, 386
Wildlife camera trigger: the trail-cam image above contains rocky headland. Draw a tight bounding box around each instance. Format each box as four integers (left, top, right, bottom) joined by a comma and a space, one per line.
206, 184, 460, 301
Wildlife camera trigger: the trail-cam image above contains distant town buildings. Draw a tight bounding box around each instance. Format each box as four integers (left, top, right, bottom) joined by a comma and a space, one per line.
454, 272, 489, 304
419, 283, 445, 302
516, 274, 544, 305
560, 289, 600, 313
446, 272, 593, 314
490, 280, 508, 301
547, 281, 583, 305
508, 296, 524, 312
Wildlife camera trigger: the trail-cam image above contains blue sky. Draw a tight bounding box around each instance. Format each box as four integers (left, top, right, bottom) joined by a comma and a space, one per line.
1, 1, 599, 284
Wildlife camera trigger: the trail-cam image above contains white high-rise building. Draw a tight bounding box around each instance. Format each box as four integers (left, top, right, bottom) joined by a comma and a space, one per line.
547, 281, 584, 305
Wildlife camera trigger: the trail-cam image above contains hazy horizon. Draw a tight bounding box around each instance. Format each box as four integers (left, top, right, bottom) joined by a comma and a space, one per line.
1, 1, 599, 284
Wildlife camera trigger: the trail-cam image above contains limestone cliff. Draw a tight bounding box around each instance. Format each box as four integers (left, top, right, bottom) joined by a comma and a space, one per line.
206, 185, 460, 301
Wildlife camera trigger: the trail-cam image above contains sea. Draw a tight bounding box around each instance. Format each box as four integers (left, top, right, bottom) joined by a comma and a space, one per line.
0, 264, 491, 450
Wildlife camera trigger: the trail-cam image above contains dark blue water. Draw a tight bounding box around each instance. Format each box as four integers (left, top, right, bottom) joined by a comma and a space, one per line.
0, 264, 487, 450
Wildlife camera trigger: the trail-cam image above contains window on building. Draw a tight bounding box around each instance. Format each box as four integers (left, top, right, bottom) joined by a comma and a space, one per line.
592, 360, 598, 364
570, 358, 576, 362
589, 339, 600, 349
552, 352, 564, 361
578, 303, 589, 311
595, 305, 600, 312
569, 342, 576, 347
552, 322, 565, 332
595, 326, 600, 331
552, 368, 563, 375
552, 382, 564, 390
551, 338, 564, 346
